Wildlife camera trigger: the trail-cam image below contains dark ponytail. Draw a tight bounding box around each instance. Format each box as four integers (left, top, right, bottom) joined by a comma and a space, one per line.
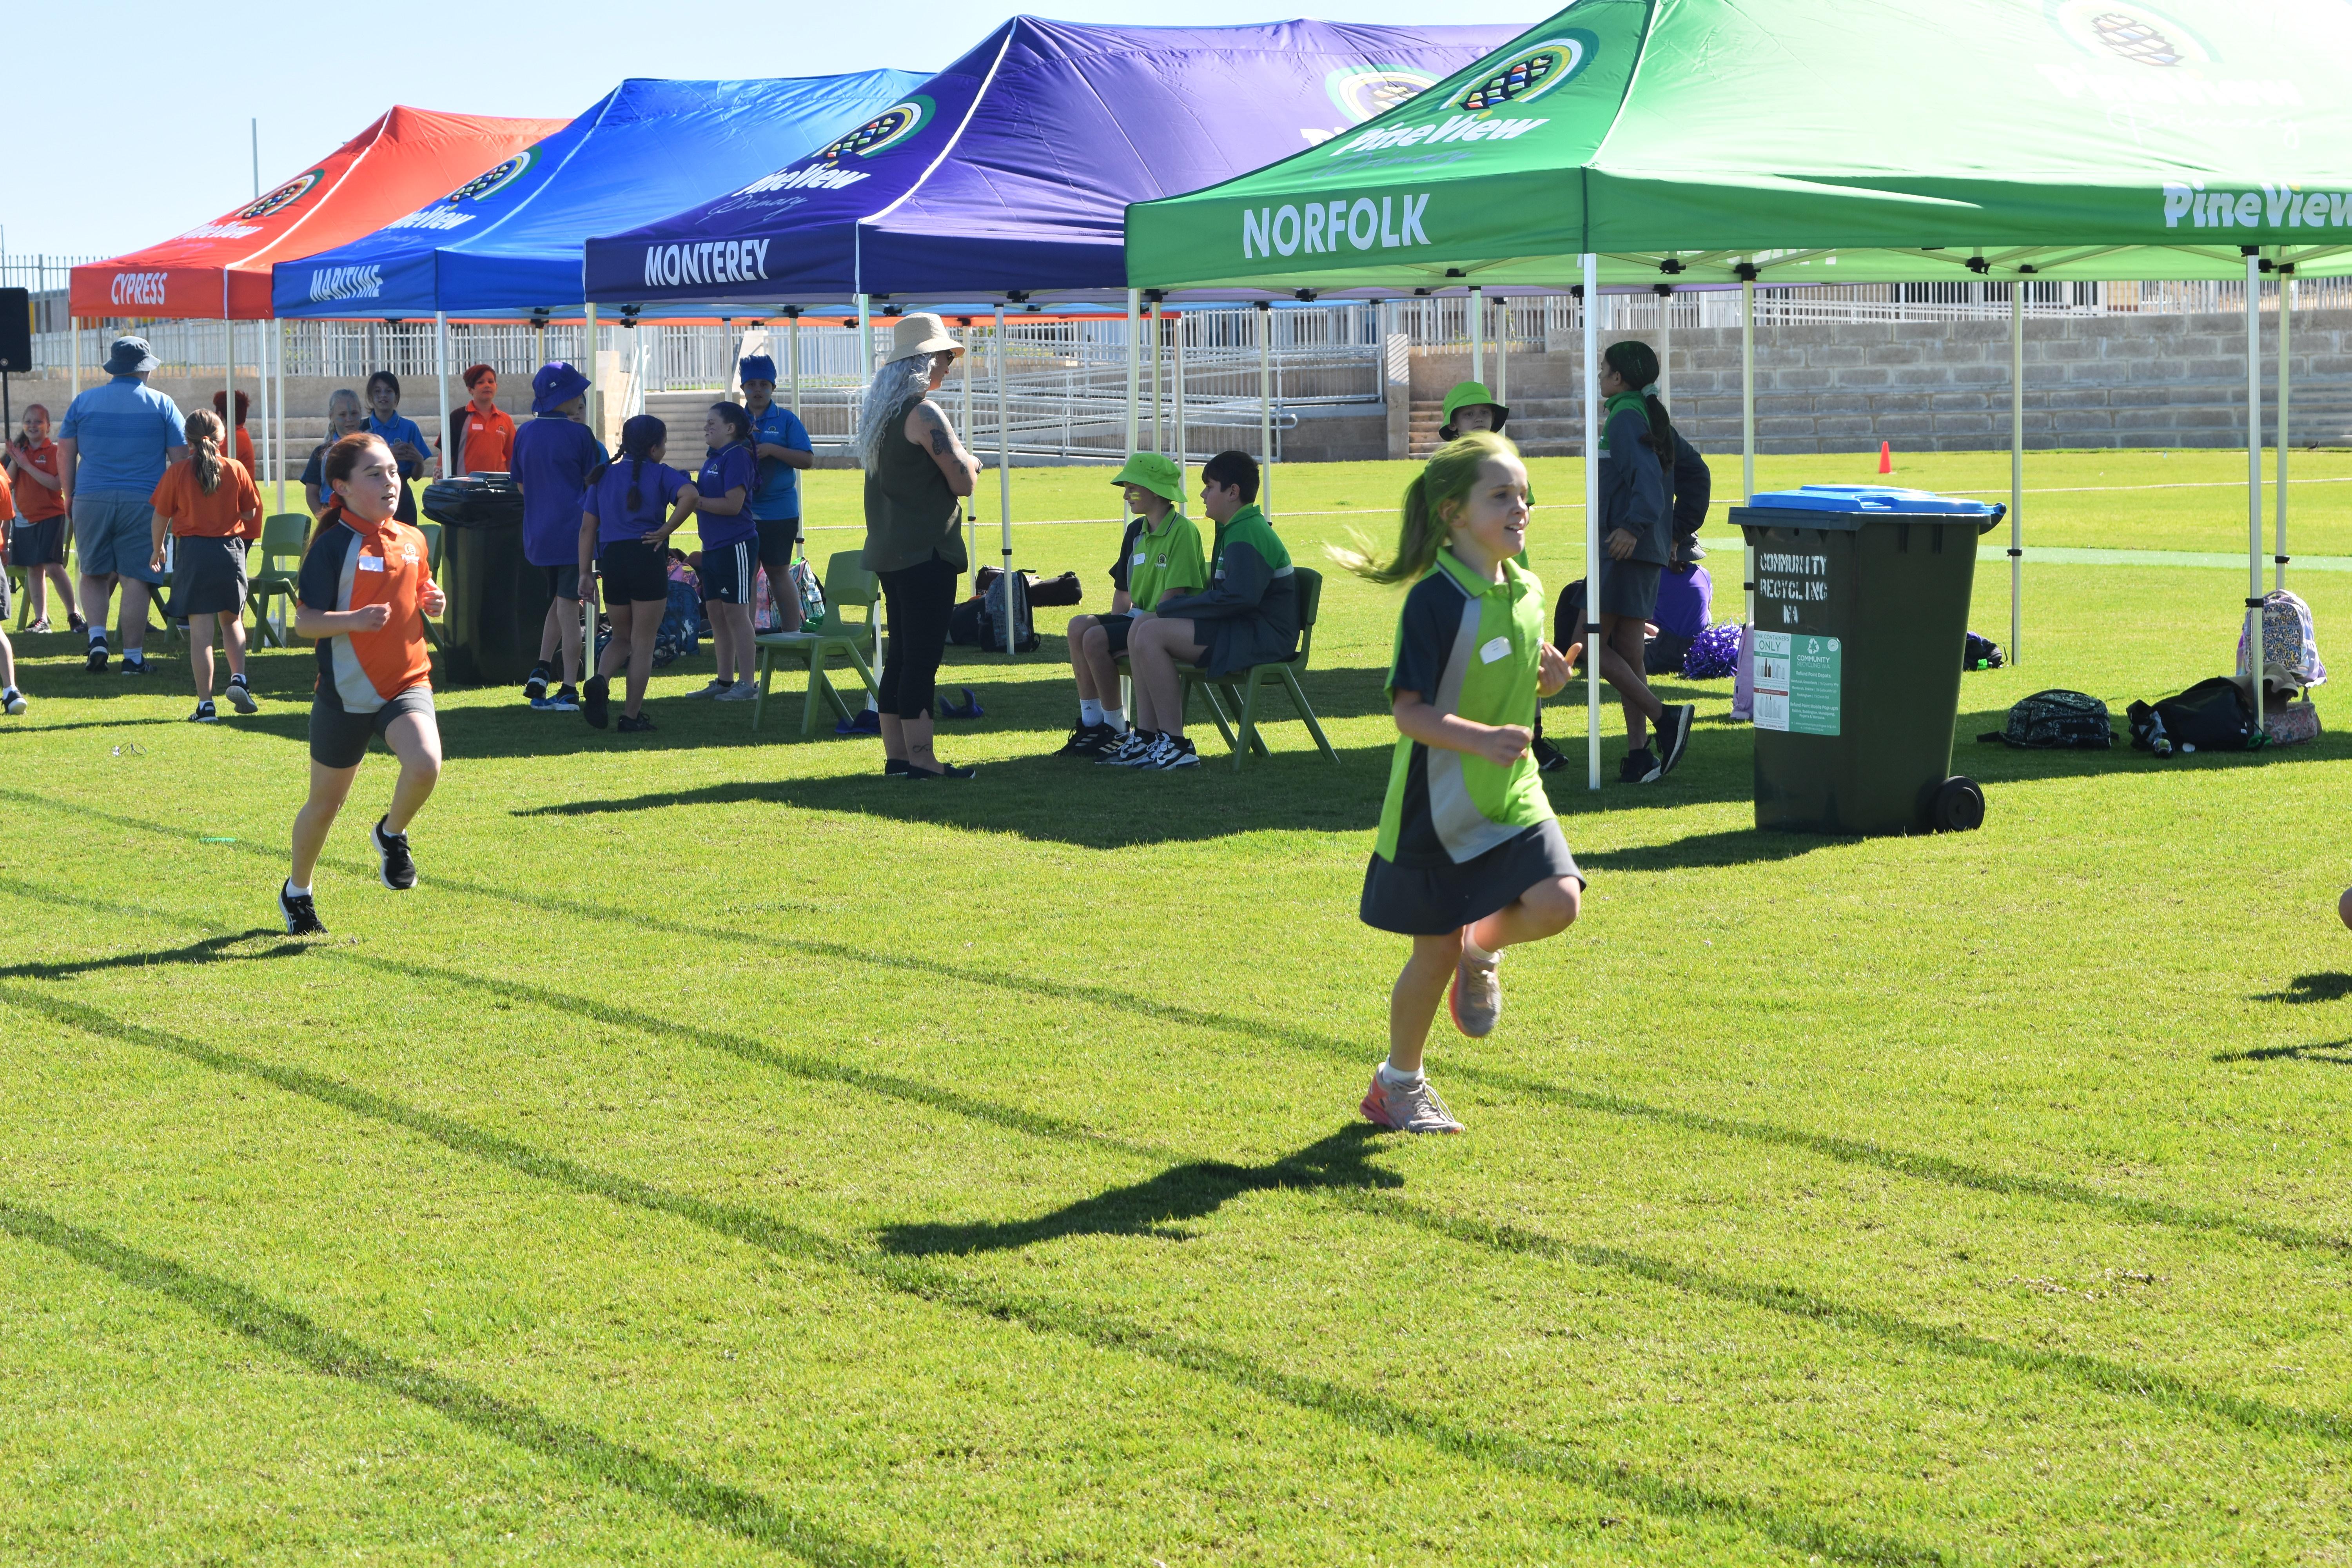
626, 457, 645, 513
591, 414, 667, 512
1602, 339, 1675, 460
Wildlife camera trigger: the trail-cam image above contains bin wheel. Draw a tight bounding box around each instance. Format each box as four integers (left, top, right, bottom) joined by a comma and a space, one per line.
1932, 775, 1985, 833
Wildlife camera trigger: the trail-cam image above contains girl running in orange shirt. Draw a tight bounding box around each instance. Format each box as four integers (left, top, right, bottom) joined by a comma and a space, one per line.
281, 434, 444, 936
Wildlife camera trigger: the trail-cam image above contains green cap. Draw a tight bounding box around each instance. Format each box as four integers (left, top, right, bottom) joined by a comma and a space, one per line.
1439, 380, 1510, 436
1112, 451, 1184, 506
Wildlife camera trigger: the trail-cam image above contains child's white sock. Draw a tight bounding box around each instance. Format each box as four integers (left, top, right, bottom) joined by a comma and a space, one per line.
1461, 929, 1498, 964
1080, 698, 1103, 725
1103, 711, 1127, 733
285, 880, 312, 898
1378, 1059, 1425, 1089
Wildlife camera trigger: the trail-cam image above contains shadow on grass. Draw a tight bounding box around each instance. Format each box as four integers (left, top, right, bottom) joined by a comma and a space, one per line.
0, 1198, 902, 1568
0, 929, 293, 981
1956, 705, 2352, 782
512, 748, 1393, 847
16, 972, 2351, 1523
8, 795, 2350, 1268
881, 1125, 1398, 1255
0, 980, 1949, 1565
2212, 1038, 2352, 1066
2253, 974, 2352, 1005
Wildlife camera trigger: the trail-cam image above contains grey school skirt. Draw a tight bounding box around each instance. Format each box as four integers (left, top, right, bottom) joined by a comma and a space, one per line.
172, 535, 248, 617
1359, 818, 1584, 936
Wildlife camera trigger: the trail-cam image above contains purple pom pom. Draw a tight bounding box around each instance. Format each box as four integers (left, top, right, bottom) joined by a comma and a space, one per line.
1682, 623, 1741, 680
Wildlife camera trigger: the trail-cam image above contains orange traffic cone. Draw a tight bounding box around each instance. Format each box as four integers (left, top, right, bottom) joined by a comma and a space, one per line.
1878, 441, 1894, 475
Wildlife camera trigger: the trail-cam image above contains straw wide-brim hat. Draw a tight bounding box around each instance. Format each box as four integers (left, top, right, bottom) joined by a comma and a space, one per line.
888, 312, 964, 363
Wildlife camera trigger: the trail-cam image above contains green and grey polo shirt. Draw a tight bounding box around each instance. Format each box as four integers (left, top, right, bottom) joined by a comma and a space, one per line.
1374, 548, 1555, 867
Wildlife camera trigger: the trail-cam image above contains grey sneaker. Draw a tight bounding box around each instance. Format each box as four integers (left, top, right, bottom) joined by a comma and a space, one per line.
1359, 1071, 1465, 1134
1449, 942, 1501, 1038
714, 679, 760, 702
684, 677, 732, 699
226, 678, 258, 715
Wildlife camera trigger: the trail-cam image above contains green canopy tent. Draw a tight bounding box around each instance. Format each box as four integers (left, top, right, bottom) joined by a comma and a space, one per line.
1126, 0, 2352, 788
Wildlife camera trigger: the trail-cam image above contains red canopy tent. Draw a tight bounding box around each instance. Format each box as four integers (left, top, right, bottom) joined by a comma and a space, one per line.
71, 105, 568, 320
68, 105, 567, 509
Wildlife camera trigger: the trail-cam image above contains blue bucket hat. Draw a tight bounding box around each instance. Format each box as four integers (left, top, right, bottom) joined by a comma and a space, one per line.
531, 361, 591, 414
738, 354, 777, 384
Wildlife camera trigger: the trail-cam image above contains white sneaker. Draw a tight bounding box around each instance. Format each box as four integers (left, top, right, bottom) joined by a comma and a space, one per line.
1094, 731, 1155, 767
2, 687, 24, 716
1359, 1070, 1465, 1134
714, 679, 760, 702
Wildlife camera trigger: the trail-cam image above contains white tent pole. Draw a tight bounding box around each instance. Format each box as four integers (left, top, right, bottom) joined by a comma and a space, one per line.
2245, 252, 2265, 737
2278, 270, 2291, 591
1172, 308, 1187, 493
995, 303, 1013, 657
1657, 287, 1671, 406
1258, 302, 1272, 515
1469, 284, 1484, 388
787, 310, 801, 418
255, 317, 269, 497
2010, 283, 2024, 665
1582, 253, 1601, 793
274, 322, 288, 510
1494, 295, 1508, 406
960, 320, 976, 577
1148, 300, 1162, 454
69, 314, 80, 397
582, 301, 599, 674
1125, 289, 1140, 458
1740, 271, 1757, 640
223, 316, 234, 487
434, 310, 450, 478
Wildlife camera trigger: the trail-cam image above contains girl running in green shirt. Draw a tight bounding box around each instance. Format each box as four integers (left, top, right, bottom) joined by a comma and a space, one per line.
1338, 431, 1582, 1134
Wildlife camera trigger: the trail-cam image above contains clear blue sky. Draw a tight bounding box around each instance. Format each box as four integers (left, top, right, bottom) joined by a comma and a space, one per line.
1, 2, 1532, 262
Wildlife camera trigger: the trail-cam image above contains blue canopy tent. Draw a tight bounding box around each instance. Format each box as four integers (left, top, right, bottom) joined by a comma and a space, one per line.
274, 72, 926, 322
579, 18, 1519, 641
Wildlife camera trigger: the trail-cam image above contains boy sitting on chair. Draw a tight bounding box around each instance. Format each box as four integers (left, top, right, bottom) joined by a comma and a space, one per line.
1058, 452, 1205, 757
1107, 450, 1298, 771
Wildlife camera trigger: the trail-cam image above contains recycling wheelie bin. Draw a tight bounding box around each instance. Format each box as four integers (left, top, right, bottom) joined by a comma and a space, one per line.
423, 474, 539, 688
1730, 485, 2005, 835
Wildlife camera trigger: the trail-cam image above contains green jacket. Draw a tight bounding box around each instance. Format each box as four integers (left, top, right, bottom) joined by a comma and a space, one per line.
1152, 502, 1299, 676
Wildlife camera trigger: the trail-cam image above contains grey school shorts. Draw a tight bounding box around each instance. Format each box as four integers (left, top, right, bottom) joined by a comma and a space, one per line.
73, 491, 163, 583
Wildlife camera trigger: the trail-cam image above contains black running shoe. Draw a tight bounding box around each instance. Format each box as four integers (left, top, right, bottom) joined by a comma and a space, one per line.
120, 654, 151, 676
523, 664, 550, 703
1620, 747, 1662, 785
582, 675, 610, 729
1656, 704, 1696, 778
372, 816, 418, 891
85, 640, 109, 673
616, 713, 656, 733
1058, 720, 1116, 757
226, 677, 258, 715
280, 881, 326, 936
189, 699, 218, 724
1531, 735, 1569, 772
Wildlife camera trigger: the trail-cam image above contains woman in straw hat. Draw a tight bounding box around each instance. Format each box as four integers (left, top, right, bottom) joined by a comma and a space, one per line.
858, 312, 979, 780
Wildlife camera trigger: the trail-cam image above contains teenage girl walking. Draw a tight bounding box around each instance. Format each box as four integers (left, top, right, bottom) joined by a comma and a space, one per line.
690, 402, 761, 701
1595, 340, 1695, 783
281, 433, 444, 937
147, 409, 263, 722
580, 414, 696, 732
1338, 431, 1582, 1134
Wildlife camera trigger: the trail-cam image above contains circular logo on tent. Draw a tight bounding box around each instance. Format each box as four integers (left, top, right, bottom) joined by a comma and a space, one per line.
1452, 32, 1595, 113
235, 170, 322, 221
817, 97, 932, 161
1327, 67, 1439, 124
2051, 1, 2214, 66
448, 146, 539, 203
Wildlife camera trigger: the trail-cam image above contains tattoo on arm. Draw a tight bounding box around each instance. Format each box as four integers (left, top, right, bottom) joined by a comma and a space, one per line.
929, 427, 955, 457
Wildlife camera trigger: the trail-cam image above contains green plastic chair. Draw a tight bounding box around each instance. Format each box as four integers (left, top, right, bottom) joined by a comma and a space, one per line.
751, 550, 881, 733
244, 513, 311, 648
1176, 567, 1338, 771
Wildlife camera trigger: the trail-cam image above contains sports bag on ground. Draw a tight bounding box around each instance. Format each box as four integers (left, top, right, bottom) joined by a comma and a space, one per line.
1977, 690, 2112, 750
2127, 676, 2259, 756
976, 567, 1038, 653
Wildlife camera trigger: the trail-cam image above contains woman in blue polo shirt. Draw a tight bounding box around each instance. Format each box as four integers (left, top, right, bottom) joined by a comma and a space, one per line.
1338, 430, 1581, 1136
692, 403, 761, 701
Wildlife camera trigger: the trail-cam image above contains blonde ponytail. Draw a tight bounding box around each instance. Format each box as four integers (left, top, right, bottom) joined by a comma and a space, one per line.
1330, 430, 1516, 585
184, 408, 226, 497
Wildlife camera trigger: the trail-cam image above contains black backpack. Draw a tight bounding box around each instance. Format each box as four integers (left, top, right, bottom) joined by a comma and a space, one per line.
975, 566, 1038, 653
1979, 690, 2113, 750
2127, 676, 2258, 756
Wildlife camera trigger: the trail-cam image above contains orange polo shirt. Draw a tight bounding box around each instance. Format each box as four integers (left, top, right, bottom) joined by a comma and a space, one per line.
457, 405, 516, 474
299, 510, 434, 710
151, 458, 262, 539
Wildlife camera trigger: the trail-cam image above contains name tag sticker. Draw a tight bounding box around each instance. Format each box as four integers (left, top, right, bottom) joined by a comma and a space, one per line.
1132, 551, 1146, 565
357, 556, 385, 573
1479, 635, 1512, 664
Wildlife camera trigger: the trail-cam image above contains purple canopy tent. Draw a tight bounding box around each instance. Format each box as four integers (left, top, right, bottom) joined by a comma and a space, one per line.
582, 16, 1519, 638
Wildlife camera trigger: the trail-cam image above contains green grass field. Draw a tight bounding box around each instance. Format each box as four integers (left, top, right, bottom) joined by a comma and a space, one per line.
8, 448, 2352, 1565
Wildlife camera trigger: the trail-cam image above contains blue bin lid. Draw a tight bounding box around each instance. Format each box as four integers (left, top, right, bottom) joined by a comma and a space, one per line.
1743, 484, 2002, 516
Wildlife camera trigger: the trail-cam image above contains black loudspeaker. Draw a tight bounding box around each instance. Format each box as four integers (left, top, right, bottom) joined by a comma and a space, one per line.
0, 287, 27, 371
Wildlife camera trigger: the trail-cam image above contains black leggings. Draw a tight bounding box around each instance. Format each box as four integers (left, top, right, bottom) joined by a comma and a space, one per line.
876, 555, 959, 720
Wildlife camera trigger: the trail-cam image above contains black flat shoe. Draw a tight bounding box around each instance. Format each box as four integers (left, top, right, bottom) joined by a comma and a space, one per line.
904, 762, 976, 780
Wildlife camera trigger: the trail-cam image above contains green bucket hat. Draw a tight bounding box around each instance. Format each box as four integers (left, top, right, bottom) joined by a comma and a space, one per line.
1112, 451, 1184, 506
1438, 379, 1510, 440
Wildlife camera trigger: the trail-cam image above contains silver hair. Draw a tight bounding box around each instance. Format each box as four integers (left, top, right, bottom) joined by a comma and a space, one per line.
326, 387, 363, 425
856, 354, 946, 471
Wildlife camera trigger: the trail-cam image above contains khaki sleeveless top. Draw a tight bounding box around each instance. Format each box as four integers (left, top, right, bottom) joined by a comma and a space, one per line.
861, 396, 969, 574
